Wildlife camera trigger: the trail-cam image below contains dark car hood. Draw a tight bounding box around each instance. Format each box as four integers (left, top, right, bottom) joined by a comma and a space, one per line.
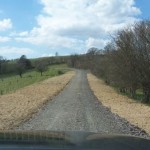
0, 131, 149, 150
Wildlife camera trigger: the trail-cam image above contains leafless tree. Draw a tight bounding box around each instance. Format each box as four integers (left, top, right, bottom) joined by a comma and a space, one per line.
35, 61, 48, 76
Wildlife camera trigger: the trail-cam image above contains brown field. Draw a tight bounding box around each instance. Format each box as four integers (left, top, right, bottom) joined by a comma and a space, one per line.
0, 71, 75, 130
87, 73, 150, 135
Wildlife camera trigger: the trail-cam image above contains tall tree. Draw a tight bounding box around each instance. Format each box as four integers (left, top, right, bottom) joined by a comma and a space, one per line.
18, 55, 32, 69
16, 55, 32, 78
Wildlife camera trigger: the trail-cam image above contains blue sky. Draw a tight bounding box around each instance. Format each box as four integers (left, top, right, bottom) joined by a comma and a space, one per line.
136, 0, 150, 19
0, 0, 149, 59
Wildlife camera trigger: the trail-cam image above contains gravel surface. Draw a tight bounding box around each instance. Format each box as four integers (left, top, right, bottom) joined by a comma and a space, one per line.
17, 70, 149, 139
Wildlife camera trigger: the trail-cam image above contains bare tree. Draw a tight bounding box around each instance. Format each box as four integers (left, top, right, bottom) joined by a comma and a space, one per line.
35, 61, 48, 76
133, 21, 150, 102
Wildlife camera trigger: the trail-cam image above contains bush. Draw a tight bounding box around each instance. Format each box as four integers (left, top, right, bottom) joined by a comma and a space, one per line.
58, 70, 64, 75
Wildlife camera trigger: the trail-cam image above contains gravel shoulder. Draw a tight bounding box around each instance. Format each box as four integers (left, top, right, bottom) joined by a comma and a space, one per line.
87, 73, 150, 138
18, 70, 149, 139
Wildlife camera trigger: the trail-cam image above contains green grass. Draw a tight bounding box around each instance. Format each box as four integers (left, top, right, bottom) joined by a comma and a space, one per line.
134, 89, 144, 101
112, 86, 144, 102
100, 78, 145, 102
118, 90, 143, 102
0, 64, 71, 95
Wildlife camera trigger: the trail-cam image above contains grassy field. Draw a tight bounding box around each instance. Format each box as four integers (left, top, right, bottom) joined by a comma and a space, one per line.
0, 64, 70, 95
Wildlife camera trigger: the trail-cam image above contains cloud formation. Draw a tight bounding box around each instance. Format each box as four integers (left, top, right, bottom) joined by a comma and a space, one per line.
0, 36, 11, 42
0, 19, 12, 31
15, 0, 141, 53
0, 46, 34, 55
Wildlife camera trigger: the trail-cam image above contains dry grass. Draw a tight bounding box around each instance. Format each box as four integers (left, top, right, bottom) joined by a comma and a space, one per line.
0, 71, 75, 130
87, 73, 150, 135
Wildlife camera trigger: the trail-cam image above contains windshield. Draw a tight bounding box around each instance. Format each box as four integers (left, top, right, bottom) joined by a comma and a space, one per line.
0, 0, 150, 145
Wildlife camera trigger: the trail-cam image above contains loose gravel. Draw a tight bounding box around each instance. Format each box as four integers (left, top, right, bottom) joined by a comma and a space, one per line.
88, 73, 150, 139
17, 70, 150, 139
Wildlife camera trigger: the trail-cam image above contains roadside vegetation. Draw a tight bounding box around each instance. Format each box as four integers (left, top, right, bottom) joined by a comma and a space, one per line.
0, 53, 74, 130
0, 64, 69, 95
68, 20, 150, 104
0, 54, 70, 95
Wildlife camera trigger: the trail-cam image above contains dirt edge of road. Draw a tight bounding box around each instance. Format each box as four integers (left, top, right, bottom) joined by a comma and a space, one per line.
87, 73, 150, 135
0, 71, 75, 130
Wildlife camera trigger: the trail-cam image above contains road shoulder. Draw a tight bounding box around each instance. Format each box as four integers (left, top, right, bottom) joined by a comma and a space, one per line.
0, 71, 75, 130
87, 73, 150, 135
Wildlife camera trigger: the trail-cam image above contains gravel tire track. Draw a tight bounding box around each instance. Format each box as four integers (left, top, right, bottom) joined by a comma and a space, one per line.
17, 70, 149, 139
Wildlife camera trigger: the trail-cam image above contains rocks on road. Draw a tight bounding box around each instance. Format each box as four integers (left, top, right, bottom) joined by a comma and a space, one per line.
17, 70, 149, 139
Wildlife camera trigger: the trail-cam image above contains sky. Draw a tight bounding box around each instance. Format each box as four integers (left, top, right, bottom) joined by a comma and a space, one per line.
0, 0, 149, 59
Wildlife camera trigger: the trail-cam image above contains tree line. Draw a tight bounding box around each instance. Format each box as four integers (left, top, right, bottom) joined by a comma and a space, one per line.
0, 55, 68, 77
68, 20, 150, 103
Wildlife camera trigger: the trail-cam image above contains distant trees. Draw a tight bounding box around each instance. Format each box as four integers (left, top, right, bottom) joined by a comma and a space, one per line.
32, 56, 68, 67
17, 55, 32, 70
0, 55, 33, 77
68, 54, 80, 68
2, 62, 17, 74
0, 54, 68, 79
0, 57, 17, 75
0, 56, 3, 74
68, 20, 150, 103
86, 47, 99, 70
35, 61, 48, 76
16, 55, 32, 78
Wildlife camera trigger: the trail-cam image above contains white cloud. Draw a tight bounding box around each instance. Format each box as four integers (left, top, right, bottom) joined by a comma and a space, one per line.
86, 37, 110, 49
0, 36, 11, 42
41, 53, 54, 57
15, 0, 141, 52
0, 46, 34, 55
16, 35, 83, 50
9, 31, 29, 37
0, 19, 12, 31
18, 31, 29, 36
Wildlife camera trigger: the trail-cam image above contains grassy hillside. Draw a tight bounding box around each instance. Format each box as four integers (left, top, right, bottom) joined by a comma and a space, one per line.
0, 64, 70, 95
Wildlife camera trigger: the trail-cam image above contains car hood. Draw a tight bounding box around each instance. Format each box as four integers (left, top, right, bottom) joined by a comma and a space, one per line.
0, 131, 149, 150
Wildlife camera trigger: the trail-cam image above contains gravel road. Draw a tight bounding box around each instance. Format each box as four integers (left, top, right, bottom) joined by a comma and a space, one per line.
18, 70, 149, 138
